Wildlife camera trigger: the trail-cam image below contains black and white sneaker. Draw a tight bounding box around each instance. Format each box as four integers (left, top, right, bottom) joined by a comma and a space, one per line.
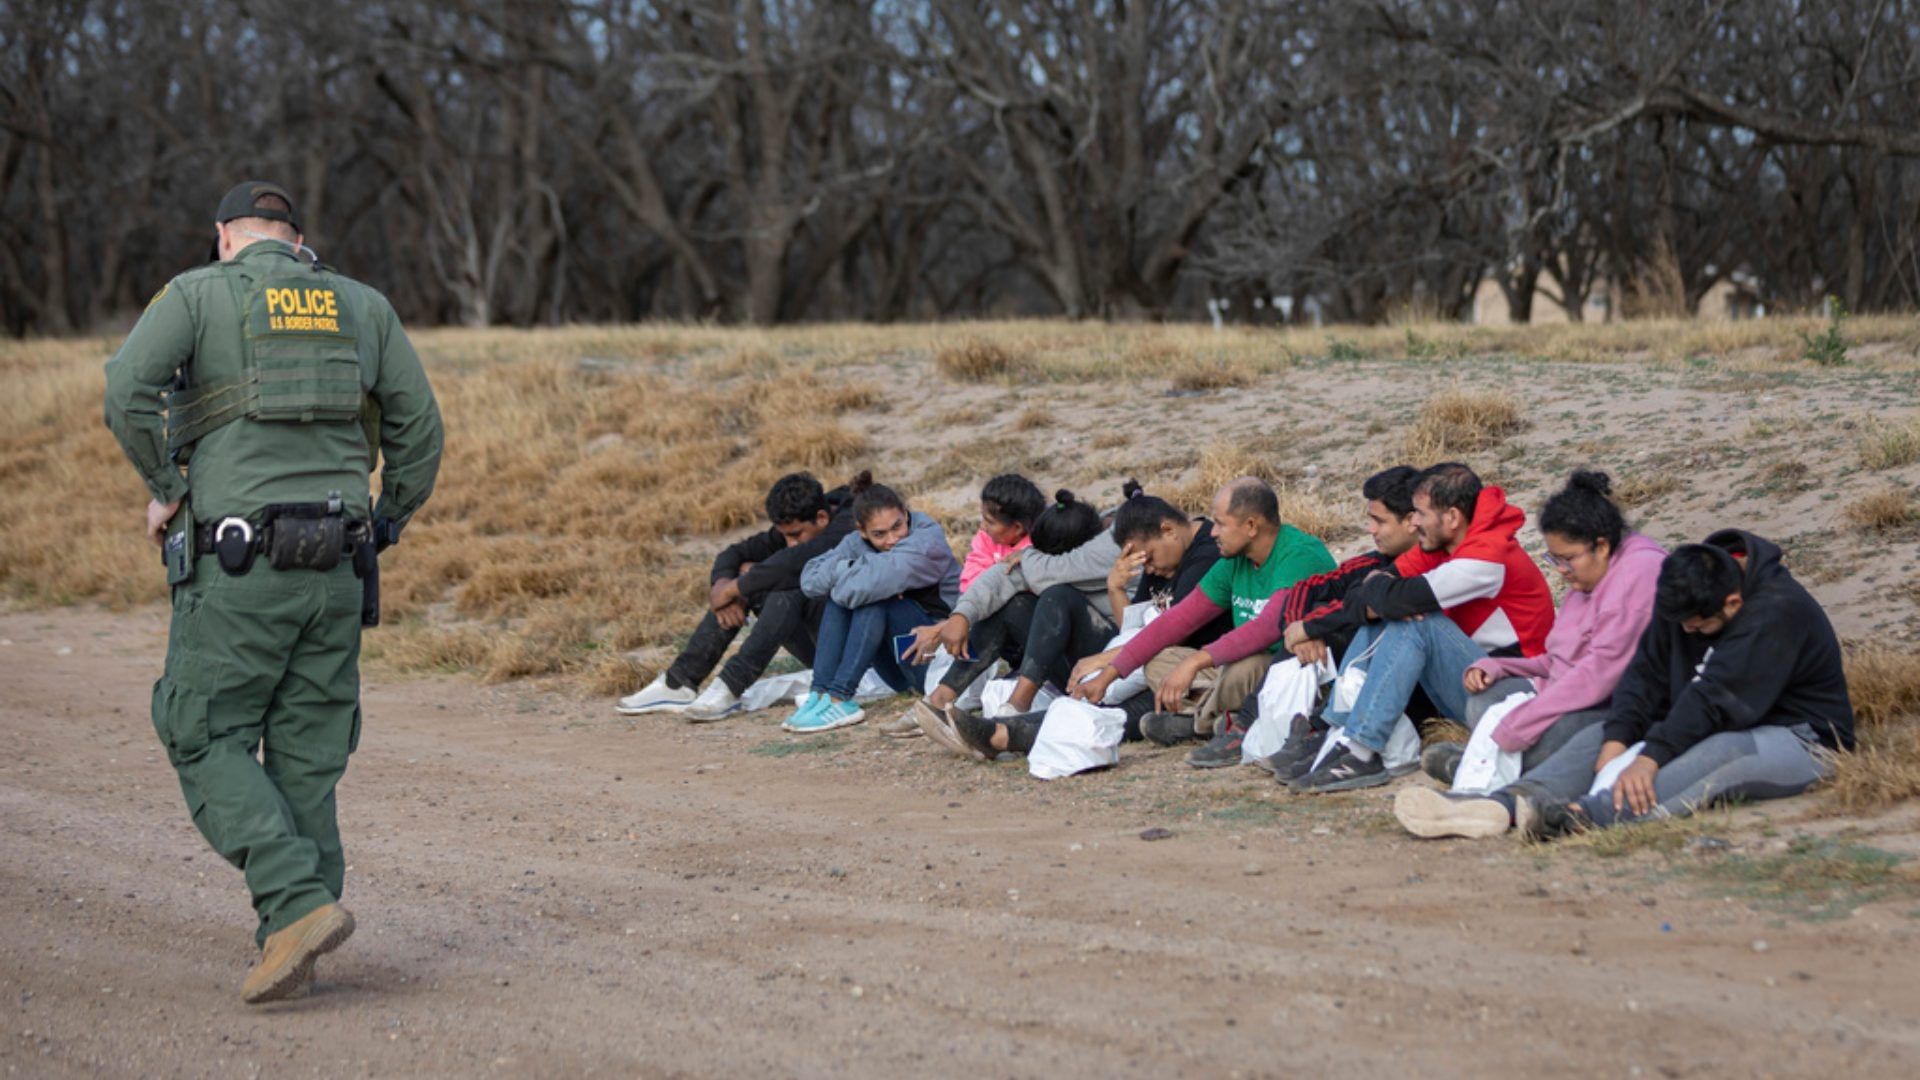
1290, 744, 1390, 793
952, 711, 1003, 761
1140, 711, 1199, 746
1186, 712, 1248, 769
1515, 791, 1590, 842
1421, 741, 1465, 785
1257, 713, 1325, 780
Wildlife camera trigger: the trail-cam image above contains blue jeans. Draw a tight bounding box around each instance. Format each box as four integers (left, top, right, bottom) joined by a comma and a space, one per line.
1326, 617, 1486, 754
812, 598, 931, 701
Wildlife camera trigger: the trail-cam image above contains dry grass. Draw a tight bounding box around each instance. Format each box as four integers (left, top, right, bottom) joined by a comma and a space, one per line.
1014, 406, 1054, 431
1613, 472, 1684, 508
1401, 386, 1527, 461
2, 335, 887, 688
1828, 645, 1920, 812
935, 338, 1029, 382
1843, 488, 1917, 532
1167, 357, 1255, 393
1857, 415, 1920, 470
1166, 440, 1356, 543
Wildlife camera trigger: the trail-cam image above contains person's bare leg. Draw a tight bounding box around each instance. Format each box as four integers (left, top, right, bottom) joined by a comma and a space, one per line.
925, 684, 959, 710
1007, 676, 1042, 712
989, 723, 1010, 751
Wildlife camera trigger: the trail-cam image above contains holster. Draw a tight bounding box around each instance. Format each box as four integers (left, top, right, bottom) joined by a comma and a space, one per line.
351, 525, 380, 627
164, 502, 195, 586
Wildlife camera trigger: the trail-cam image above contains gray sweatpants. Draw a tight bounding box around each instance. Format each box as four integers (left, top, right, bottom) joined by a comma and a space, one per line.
1466, 676, 1609, 773
1499, 721, 1830, 828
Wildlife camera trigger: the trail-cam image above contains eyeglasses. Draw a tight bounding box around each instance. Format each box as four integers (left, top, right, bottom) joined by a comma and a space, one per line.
1544, 547, 1589, 574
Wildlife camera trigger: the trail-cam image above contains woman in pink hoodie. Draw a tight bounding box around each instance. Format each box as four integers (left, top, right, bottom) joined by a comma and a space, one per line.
1423, 470, 1667, 783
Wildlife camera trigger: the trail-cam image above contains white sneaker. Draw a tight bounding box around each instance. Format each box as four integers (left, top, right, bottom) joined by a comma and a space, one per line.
616, 674, 695, 715
683, 682, 742, 723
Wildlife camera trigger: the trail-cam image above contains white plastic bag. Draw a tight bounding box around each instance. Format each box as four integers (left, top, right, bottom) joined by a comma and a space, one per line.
1451, 691, 1533, 795
1241, 656, 1336, 763
1313, 644, 1422, 772
980, 676, 1059, 719
923, 646, 998, 711
1027, 697, 1129, 779
1587, 741, 1645, 796
740, 668, 899, 712
739, 670, 810, 712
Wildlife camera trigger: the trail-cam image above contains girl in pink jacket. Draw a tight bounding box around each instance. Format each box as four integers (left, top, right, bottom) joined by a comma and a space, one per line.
958, 474, 1042, 592
1427, 470, 1667, 782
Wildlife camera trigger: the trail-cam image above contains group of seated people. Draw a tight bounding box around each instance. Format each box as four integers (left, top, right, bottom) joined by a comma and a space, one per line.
617, 460, 1857, 841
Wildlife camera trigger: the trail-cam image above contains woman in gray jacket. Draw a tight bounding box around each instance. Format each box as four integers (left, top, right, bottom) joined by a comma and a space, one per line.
788, 476, 962, 733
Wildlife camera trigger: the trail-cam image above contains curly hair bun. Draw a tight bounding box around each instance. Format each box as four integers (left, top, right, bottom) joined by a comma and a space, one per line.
1055, 488, 1078, 506
849, 469, 875, 494
1568, 469, 1612, 497
1121, 478, 1144, 501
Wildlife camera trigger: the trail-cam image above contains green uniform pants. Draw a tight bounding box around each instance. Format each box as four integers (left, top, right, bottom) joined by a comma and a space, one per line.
151, 556, 364, 948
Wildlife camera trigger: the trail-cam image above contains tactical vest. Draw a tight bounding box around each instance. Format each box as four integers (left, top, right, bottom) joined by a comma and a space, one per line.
165, 260, 380, 460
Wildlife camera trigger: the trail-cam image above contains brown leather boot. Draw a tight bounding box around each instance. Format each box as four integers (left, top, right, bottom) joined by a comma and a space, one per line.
242, 903, 354, 1004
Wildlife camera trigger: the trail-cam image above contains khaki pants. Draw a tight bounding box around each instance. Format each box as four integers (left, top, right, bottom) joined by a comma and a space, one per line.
1143, 648, 1273, 735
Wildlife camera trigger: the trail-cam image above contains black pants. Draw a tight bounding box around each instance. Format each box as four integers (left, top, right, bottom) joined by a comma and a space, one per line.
997, 692, 1152, 755
938, 591, 1039, 693
1016, 584, 1117, 691
666, 589, 821, 697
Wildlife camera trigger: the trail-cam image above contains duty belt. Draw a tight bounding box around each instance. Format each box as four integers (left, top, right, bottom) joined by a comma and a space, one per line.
194, 518, 370, 553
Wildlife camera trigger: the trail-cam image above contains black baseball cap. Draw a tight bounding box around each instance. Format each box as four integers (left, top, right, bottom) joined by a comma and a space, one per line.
213, 180, 301, 232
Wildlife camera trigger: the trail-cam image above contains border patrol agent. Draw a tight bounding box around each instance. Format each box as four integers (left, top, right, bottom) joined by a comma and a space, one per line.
103, 181, 443, 1004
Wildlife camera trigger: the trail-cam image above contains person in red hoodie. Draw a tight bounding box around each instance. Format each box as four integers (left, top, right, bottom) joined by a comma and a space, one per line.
1292, 462, 1555, 793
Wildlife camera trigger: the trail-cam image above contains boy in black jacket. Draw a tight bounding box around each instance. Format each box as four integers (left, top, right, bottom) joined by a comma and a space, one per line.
1469, 529, 1854, 837
617, 473, 855, 721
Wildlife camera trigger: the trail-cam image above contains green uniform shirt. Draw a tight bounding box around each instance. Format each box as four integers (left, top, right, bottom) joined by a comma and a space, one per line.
103, 243, 442, 531
1197, 524, 1336, 631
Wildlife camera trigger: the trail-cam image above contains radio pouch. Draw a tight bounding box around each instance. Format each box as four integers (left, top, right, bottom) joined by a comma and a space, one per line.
263, 500, 345, 572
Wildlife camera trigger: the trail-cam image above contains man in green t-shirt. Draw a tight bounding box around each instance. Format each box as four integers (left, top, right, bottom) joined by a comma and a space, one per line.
1133, 477, 1335, 744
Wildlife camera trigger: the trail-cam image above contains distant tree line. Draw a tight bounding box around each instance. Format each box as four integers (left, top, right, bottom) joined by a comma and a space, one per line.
4, 0, 1918, 334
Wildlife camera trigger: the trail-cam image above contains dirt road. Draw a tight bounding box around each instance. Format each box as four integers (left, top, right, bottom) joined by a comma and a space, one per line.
4, 607, 1917, 1078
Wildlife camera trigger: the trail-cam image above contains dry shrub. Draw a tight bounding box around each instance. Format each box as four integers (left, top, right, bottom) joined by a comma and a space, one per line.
1843, 488, 1916, 532
1400, 386, 1526, 461
1828, 725, 1920, 813
586, 653, 648, 697
1826, 645, 1920, 812
1173, 441, 1284, 514
935, 338, 1028, 382
756, 417, 869, 469
1846, 645, 1920, 729
1276, 486, 1356, 542
1169, 440, 1354, 542
1423, 720, 1471, 746
1014, 407, 1054, 431
1168, 357, 1255, 393
1613, 472, 1683, 508
1857, 415, 1920, 470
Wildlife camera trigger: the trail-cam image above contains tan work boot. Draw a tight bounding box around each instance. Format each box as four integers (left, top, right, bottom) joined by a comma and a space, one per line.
242, 903, 355, 1004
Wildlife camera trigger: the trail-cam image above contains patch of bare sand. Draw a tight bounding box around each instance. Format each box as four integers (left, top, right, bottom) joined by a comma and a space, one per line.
4, 607, 1919, 1077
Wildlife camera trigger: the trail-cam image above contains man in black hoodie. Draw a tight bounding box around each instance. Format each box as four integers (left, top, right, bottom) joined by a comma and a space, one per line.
617, 472, 855, 721
1477, 529, 1854, 837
